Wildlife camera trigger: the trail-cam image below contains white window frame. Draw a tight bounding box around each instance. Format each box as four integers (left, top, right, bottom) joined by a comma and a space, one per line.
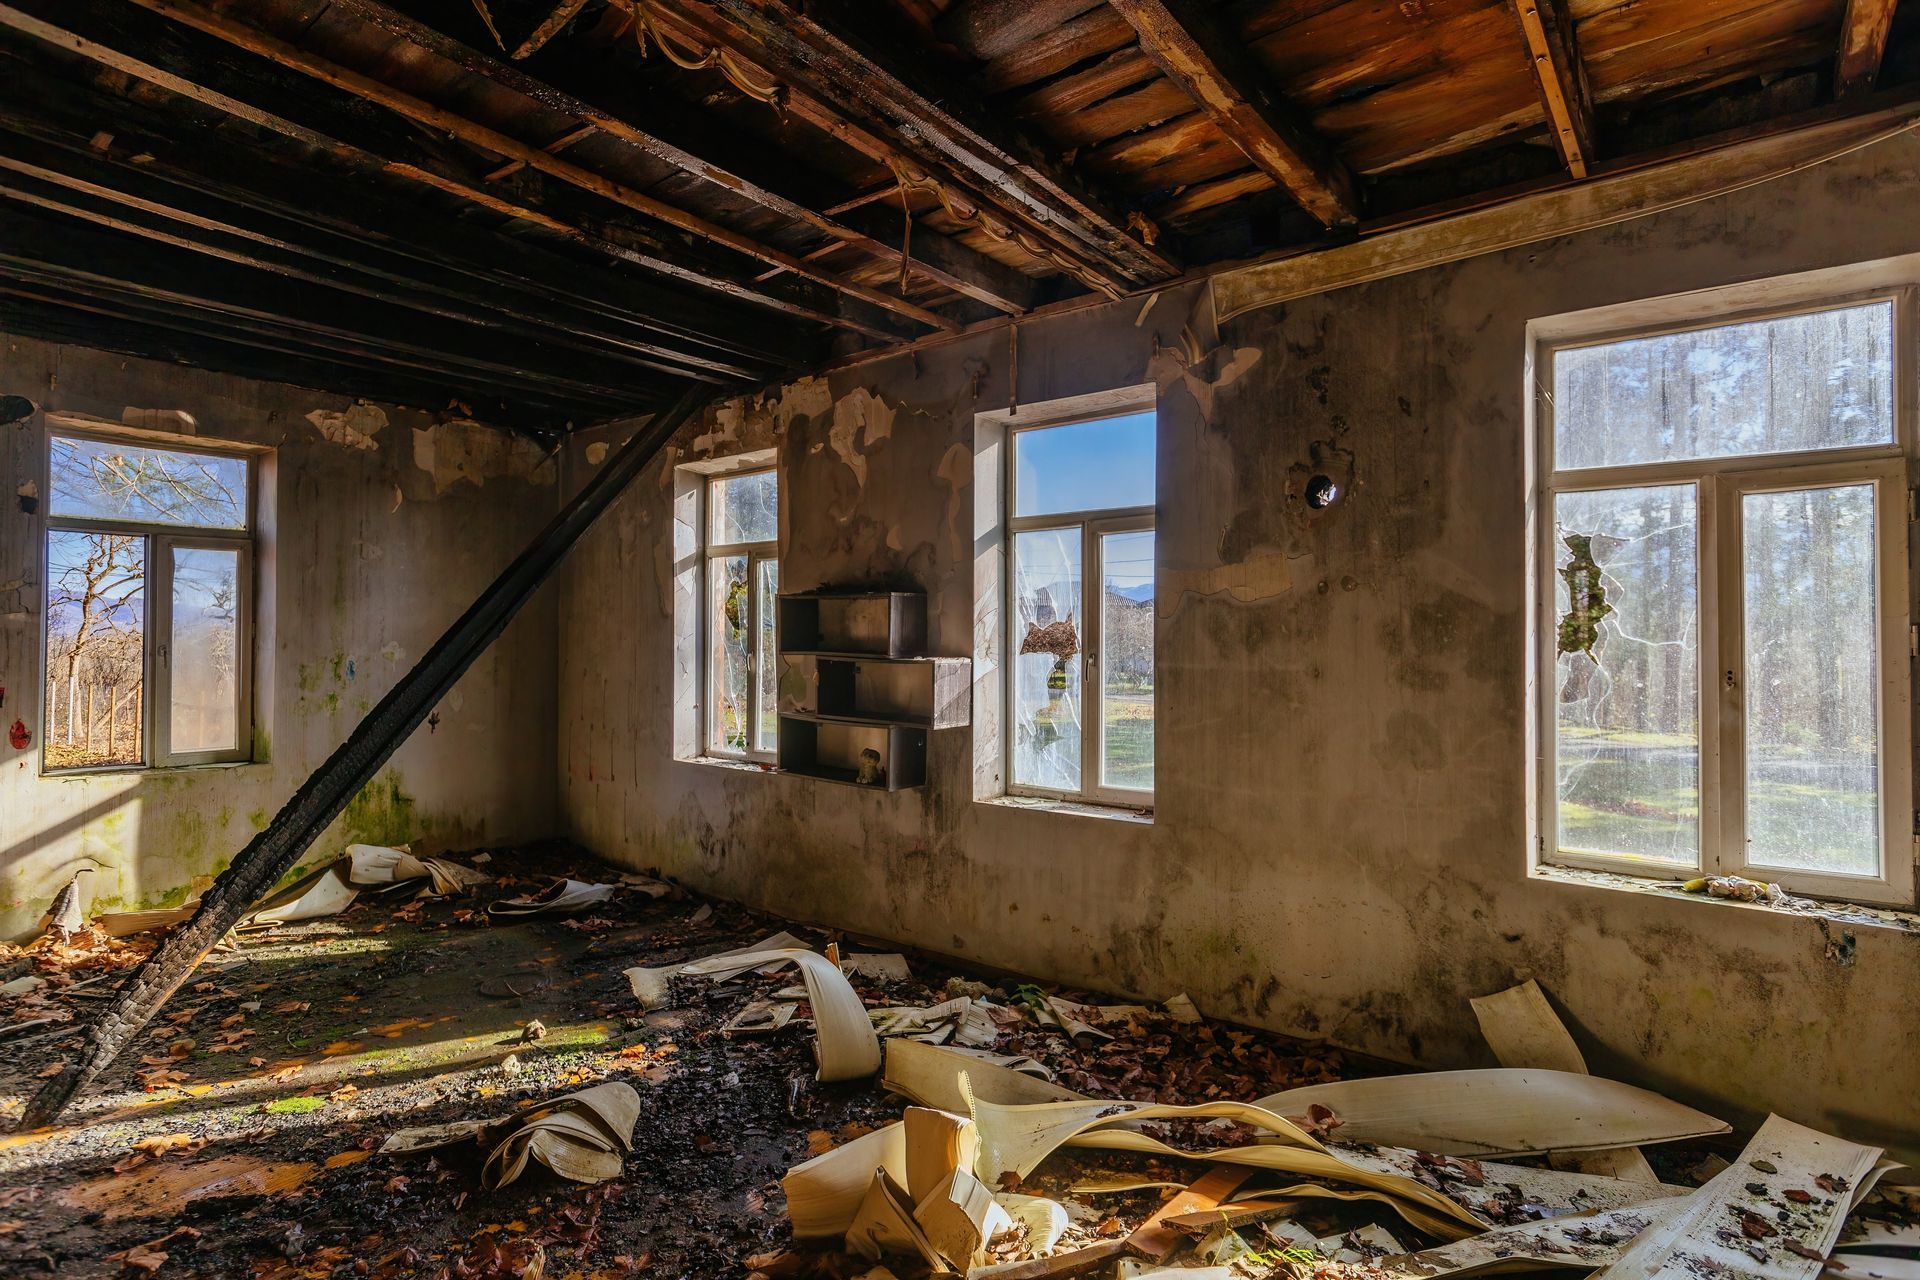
1529, 283, 1916, 906
41, 425, 257, 773
700, 465, 778, 763
1004, 407, 1157, 809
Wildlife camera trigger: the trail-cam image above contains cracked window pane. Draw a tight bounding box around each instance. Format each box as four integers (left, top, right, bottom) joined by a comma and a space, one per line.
709, 469, 777, 545
1743, 484, 1880, 877
1553, 485, 1699, 864
1012, 528, 1083, 791
1553, 301, 1894, 470
709, 554, 750, 754
1100, 529, 1154, 792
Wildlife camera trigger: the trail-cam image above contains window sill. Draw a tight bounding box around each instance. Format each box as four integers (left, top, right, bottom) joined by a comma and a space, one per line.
42, 760, 266, 780
677, 754, 779, 776
978, 794, 1154, 825
1532, 863, 1920, 935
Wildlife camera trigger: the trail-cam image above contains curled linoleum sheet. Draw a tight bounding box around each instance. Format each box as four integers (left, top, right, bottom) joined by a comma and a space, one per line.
1256, 1068, 1729, 1157
846, 1169, 943, 1266
903, 1107, 978, 1205
1594, 1115, 1883, 1280
871, 997, 974, 1041
346, 844, 490, 896
617, 872, 674, 898
959, 1079, 1488, 1239
250, 866, 359, 925
1332, 1143, 1690, 1218
679, 948, 880, 1081
1043, 996, 1156, 1040
487, 878, 616, 918
722, 1000, 798, 1036
845, 953, 912, 981
784, 1124, 909, 1239
378, 1119, 492, 1155
915, 1166, 1011, 1269
996, 1193, 1069, 1255
1380, 1197, 1691, 1279
1471, 981, 1657, 1184
624, 931, 805, 1010
883, 1039, 1085, 1112
1163, 993, 1203, 1024
95, 905, 199, 937
479, 1083, 640, 1190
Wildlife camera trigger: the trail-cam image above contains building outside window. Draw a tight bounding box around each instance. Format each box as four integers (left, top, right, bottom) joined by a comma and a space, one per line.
42, 430, 256, 771
1534, 291, 1913, 905
703, 466, 779, 761
1006, 409, 1156, 805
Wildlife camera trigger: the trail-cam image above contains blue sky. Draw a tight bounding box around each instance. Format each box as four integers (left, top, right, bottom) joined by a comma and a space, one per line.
1014, 411, 1155, 517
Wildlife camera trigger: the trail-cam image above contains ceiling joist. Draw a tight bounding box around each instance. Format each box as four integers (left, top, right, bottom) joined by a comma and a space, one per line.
1835, 0, 1899, 101
1108, 0, 1360, 229
1508, 0, 1598, 178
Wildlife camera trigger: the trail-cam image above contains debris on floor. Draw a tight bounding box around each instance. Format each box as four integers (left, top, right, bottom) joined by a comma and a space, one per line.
0, 840, 1911, 1278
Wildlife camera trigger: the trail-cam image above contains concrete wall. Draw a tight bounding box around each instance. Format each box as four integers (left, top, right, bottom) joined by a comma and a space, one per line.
0, 337, 560, 939
557, 132, 1920, 1162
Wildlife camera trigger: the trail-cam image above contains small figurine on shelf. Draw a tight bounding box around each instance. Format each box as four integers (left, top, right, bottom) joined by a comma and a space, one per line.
855, 747, 887, 787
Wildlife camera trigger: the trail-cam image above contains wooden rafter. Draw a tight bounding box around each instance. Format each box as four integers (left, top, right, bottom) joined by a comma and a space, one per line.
323, 0, 1033, 315
0, 0, 902, 341
1107, 0, 1360, 229
935, 0, 1107, 62
1835, 0, 1899, 101
117, 0, 960, 333
648, 0, 1180, 292
1508, 0, 1597, 178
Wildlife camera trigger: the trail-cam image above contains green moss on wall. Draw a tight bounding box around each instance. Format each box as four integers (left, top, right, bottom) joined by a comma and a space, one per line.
340, 771, 419, 848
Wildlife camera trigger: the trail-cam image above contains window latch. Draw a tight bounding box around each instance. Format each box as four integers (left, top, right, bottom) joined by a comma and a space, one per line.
1723, 668, 1737, 690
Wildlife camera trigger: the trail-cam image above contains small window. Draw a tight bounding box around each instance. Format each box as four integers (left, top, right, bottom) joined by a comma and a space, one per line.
1535, 290, 1912, 905
43, 430, 256, 771
703, 467, 778, 760
1006, 410, 1156, 805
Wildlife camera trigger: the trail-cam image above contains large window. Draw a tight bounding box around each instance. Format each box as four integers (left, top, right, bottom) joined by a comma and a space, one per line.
1007, 410, 1156, 805
703, 466, 778, 761
43, 430, 255, 771
1534, 293, 1913, 904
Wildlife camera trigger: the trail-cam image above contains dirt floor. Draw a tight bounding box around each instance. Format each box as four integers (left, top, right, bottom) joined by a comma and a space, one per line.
0, 843, 1385, 1278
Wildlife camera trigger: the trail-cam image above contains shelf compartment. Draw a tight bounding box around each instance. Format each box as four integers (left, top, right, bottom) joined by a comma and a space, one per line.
777, 591, 926, 658
777, 716, 926, 791
781, 654, 970, 728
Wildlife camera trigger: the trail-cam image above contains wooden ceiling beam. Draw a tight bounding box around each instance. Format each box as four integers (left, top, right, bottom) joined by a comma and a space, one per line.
116, 0, 958, 333
1107, 0, 1359, 228
1508, 0, 1598, 178
0, 0, 902, 341
1835, 0, 1898, 101
322, 0, 1032, 314
935, 0, 1107, 62
649, 0, 1179, 291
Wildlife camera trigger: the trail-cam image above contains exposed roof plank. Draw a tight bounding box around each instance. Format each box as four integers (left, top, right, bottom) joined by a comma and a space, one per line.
320, 0, 1031, 313
1108, 0, 1360, 229
934, 0, 1106, 62
650, 0, 1180, 291
1508, 0, 1598, 177
119, 0, 958, 332
1835, 0, 1898, 100
0, 0, 899, 341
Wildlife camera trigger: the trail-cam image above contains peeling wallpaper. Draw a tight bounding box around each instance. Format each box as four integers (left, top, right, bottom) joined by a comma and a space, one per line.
558, 135, 1920, 1166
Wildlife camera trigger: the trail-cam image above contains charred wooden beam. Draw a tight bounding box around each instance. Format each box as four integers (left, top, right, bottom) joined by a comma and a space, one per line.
0, 126, 773, 386
119, 0, 957, 333
935, 0, 1107, 62
651, 0, 1179, 291
0, 57, 816, 373
320, 0, 1033, 314
19, 382, 719, 1131
1836, 0, 1898, 101
1107, 0, 1360, 228
1507, 0, 1597, 177
0, 203, 652, 413
0, 0, 902, 341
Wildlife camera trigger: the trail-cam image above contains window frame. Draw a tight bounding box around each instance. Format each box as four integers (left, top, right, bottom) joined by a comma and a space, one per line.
40, 425, 257, 774
1529, 284, 1915, 905
699, 465, 778, 764
1004, 409, 1157, 809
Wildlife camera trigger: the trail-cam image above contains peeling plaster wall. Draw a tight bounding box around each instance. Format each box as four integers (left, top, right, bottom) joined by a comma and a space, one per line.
558, 134, 1920, 1162
0, 338, 559, 939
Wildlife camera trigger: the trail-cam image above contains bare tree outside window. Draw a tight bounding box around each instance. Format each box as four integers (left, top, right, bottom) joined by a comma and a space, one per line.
42, 431, 254, 771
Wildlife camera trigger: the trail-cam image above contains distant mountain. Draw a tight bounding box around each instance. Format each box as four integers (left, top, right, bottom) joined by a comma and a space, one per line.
1108, 583, 1155, 603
